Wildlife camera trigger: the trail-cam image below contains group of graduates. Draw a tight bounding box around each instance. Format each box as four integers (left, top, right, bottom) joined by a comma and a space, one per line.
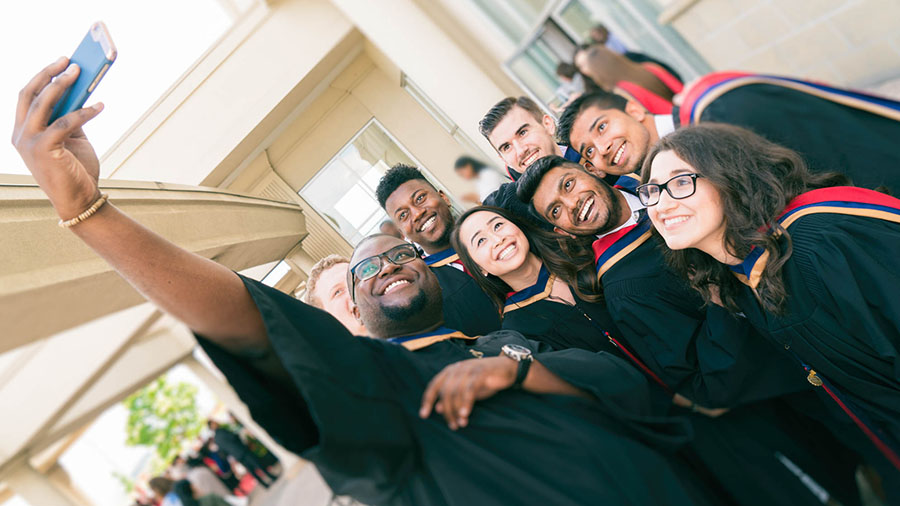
11, 41, 900, 506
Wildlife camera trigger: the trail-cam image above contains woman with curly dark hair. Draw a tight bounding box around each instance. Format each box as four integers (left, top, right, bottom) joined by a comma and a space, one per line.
640, 122, 900, 495
451, 204, 865, 506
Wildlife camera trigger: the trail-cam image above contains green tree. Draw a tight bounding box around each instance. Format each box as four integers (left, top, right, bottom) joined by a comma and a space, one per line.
123, 374, 204, 474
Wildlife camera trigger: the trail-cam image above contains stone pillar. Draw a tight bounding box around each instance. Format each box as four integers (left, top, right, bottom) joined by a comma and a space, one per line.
5, 463, 82, 506
181, 355, 301, 470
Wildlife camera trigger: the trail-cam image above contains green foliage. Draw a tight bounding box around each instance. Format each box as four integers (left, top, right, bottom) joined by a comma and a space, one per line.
112, 471, 135, 494
123, 375, 203, 474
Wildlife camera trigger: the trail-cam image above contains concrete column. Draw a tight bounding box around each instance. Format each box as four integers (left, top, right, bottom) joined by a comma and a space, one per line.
329, 0, 509, 158
5, 463, 82, 506
182, 355, 301, 470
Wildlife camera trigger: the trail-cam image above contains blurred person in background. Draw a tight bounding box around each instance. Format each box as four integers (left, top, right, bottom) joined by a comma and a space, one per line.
149, 476, 183, 506
453, 155, 508, 204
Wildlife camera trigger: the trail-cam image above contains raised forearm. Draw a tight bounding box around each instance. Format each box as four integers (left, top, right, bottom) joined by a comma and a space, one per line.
70, 202, 267, 349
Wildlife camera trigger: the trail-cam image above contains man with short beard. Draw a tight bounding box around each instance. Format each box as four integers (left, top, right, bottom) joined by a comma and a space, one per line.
376, 164, 500, 336
476, 96, 583, 230
12, 60, 721, 504
516, 155, 865, 505
559, 81, 900, 193
516, 156, 818, 406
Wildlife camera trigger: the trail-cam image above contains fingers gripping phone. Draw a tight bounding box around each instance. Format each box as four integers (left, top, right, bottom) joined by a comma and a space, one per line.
49, 21, 117, 124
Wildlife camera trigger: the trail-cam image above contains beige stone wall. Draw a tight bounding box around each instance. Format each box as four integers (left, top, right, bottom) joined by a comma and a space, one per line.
667, 0, 900, 87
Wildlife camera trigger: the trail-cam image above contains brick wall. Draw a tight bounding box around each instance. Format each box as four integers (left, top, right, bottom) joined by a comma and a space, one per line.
667, 0, 900, 88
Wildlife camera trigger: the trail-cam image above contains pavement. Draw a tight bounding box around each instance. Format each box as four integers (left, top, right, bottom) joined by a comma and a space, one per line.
248, 461, 341, 506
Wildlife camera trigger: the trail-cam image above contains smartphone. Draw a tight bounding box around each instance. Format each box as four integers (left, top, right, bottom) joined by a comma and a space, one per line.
48, 21, 117, 124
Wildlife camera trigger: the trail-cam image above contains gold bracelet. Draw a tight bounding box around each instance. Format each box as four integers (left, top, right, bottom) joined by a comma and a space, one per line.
58, 193, 109, 228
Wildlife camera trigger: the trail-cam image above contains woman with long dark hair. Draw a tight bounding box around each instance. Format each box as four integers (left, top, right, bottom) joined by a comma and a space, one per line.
450, 205, 615, 353
640, 122, 900, 495
451, 205, 863, 506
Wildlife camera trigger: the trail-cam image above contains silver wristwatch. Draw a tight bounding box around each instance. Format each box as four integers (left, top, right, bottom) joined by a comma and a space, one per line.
502, 344, 533, 388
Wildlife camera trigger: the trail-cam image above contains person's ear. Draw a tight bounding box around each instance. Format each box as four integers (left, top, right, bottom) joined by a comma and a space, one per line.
439, 190, 451, 205
542, 114, 557, 137
351, 305, 362, 324
625, 101, 647, 122
553, 226, 578, 239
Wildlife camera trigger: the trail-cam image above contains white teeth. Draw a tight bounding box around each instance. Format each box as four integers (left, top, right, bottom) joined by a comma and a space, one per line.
498, 244, 516, 260
579, 198, 594, 222
383, 279, 410, 294
522, 151, 538, 167
419, 216, 436, 232
664, 216, 689, 227
612, 144, 625, 165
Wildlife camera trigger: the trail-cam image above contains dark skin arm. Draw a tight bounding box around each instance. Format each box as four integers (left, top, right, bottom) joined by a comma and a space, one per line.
12, 58, 267, 352
419, 356, 590, 430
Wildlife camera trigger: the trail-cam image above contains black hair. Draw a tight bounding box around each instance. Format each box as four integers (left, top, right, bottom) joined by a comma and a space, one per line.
515, 155, 581, 205
640, 123, 849, 314
556, 91, 628, 146
375, 164, 435, 209
173, 480, 200, 506
556, 62, 577, 79
450, 206, 600, 311
479, 96, 544, 140
454, 155, 488, 174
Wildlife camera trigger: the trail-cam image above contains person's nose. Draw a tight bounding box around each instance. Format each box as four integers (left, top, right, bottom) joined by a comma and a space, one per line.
562, 194, 579, 221
655, 188, 678, 214
378, 258, 402, 277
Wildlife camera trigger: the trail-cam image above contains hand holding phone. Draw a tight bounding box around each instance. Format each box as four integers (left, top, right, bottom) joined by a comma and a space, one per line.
49, 21, 116, 124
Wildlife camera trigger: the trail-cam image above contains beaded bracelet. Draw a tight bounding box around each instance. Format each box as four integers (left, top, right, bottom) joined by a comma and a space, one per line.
58, 193, 109, 228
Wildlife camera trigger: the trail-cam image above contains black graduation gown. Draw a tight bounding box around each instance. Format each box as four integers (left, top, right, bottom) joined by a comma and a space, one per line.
674, 72, 900, 193
422, 248, 501, 337
729, 187, 900, 486
197, 276, 721, 506
500, 266, 862, 506
594, 212, 811, 407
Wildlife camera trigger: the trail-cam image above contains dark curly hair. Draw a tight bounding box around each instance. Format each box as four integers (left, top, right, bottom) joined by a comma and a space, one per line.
376, 163, 433, 209
640, 123, 849, 314
556, 90, 628, 147
450, 205, 599, 314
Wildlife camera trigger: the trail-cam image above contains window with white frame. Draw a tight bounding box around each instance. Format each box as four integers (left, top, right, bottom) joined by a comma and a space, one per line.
472, 0, 711, 111
299, 119, 457, 247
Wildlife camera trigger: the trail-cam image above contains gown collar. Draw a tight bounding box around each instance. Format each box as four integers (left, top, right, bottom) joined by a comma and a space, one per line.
730, 186, 900, 288
503, 265, 555, 314
387, 326, 477, 351
423, 247, 460, 267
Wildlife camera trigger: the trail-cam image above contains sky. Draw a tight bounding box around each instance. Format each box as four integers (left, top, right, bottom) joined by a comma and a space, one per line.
2, 2, 241, 504
0, 0, 235, 177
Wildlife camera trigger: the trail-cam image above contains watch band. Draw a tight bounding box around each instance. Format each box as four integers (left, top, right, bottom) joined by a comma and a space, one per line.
512, 357, 532, 389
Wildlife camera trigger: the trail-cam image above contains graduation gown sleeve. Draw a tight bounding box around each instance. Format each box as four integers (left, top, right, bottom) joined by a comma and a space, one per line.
603, 249, 810, 407
675, 74, 900, 192
197, 275, 423, 504
760, 211, 900, 433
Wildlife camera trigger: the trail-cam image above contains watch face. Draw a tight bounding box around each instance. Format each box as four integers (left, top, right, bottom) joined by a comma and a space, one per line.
502, 344, 532, 361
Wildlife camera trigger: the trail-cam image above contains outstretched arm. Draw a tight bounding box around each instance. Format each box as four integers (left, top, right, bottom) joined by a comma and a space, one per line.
12, 58, 266, 351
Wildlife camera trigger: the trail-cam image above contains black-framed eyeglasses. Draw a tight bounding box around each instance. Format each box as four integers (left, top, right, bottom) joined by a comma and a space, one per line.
349, 243, 419, 301
636, 173, 703, 206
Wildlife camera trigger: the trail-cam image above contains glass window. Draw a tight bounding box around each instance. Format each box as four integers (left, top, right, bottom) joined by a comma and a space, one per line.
299, 120, 454, 246
470, 0, 550, 42
474, 0, 712, 112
